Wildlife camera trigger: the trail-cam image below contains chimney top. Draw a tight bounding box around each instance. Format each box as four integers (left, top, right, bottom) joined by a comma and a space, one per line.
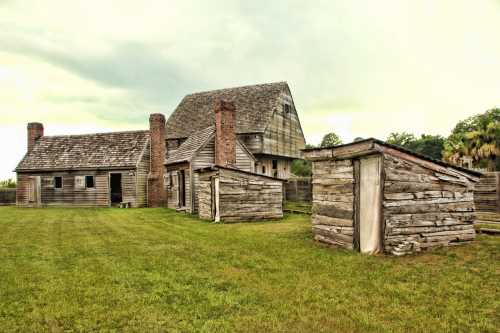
214, 100, 236, 113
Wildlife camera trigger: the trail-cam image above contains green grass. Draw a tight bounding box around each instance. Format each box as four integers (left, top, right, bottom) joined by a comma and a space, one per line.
0, 207, 498, 332
284, 201, 312, 214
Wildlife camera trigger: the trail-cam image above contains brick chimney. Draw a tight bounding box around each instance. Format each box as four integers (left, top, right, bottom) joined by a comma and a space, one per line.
214, 100, 236, 167
148, 113, 166, 207
27, 122, 44, 152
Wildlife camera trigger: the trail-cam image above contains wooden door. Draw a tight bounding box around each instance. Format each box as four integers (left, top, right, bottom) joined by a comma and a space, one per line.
359, 156, 383, 254
178, 170, 186, 207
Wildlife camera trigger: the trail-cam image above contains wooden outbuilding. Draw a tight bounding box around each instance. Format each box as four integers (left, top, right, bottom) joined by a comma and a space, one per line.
303, 139, 481, 255
196, 166, 284, 222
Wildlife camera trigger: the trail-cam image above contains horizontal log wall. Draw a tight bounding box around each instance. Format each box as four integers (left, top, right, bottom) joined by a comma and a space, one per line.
213, 169, 283, 222
311, 159, 354, 249
383, 154, 476, 255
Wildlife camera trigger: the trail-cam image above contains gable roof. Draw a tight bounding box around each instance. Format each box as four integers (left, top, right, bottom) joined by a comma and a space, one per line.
303, 138, 482, 178
16, 130, 150, 172
165, 126, 215, 165
166, 82, 289, 139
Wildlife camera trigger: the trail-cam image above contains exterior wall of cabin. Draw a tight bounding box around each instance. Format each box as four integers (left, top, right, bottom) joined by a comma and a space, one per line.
310, 159, 355, 249
382, 154, 476, 255
135, 142, 150, 207
16, 169, 141, 207
255, 157, 292, 179
197, 168, 283, 222
305, 147, 477, 255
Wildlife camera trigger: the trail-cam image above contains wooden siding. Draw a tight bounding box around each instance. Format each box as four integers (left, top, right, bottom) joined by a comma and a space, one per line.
262, 92, 305, 158
474, 172, 499, 213
310, 159, 355, 249
308, 150, 477, 255
198, 168, 283, 222
255, 157, 291, 179
165, 164, 190, 211
16, 169, 141, 207
189, 137, 255, 214
135, 142, 150, 207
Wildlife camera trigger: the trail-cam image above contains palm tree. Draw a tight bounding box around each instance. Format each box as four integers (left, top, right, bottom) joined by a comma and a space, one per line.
463, 111, 500, 171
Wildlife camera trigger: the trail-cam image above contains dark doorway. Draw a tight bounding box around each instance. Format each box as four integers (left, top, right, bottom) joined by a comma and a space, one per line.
178, 170, 186, 207
110, 173, 122, 205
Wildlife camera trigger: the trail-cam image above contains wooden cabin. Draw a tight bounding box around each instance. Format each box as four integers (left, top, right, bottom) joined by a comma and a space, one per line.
303, 139, 481, 256
15, 114, 167, 208
166, 82, 306, 179
164, 127, 256, 213
197, 166, 284, 222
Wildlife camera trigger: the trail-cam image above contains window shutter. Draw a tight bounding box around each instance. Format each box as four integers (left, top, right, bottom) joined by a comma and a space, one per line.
75, 176, 85, 189
43, 177, 54, 188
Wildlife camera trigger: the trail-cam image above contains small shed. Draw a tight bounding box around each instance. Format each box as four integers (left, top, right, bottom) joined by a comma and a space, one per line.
303, 138, 481, 255
196, 166, 284, 222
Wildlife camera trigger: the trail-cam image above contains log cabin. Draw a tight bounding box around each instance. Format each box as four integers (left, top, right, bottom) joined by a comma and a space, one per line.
197, 166, 284, 222
303, 139, 482, 255
166, 82, 306, 180
15, 114, 166, 208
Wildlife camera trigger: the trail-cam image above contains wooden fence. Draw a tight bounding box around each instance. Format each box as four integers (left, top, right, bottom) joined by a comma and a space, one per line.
474, 172, 500, 213
284, 178, 312, 202
0, 188, 16, 205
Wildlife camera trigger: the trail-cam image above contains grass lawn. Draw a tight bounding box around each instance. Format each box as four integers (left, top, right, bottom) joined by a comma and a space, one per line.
0, 207, 498, 332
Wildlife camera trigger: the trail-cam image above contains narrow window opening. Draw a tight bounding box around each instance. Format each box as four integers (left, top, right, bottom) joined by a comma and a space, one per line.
54, 176, 62, 189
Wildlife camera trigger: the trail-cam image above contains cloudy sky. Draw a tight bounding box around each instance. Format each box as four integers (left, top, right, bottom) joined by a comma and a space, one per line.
1, 0, 499, 180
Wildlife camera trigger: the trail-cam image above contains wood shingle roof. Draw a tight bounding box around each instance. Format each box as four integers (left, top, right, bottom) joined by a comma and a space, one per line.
16, 130, 149, 171
165, 126, 215, 165
166, 82, 288, 139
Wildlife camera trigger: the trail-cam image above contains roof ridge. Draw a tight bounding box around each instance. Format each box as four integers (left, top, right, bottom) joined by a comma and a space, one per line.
40, 129, 149, 139
185, 81, 287, 97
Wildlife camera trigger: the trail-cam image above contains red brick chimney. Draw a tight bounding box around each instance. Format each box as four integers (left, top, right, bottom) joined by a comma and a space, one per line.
27, 122, 44, 152
214, 100, 236, 167
148, 113, 166, 207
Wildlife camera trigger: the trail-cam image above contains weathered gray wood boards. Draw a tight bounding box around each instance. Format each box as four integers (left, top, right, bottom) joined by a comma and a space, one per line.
304, 139, 481, 255
197, 167, 284, 222
166, 82, 306, 180
474, 172, 500, 213
16, 129, 151, 208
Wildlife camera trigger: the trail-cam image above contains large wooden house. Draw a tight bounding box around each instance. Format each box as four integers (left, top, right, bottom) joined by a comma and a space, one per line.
166, 82, 306, 179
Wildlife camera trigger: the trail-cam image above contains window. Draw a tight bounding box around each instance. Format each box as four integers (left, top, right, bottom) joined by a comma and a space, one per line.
284, 103, 291, 114
272, 160, 278, 169
85, 175, 95, 188
262, 166, 266, 174
54, 176, 62, 189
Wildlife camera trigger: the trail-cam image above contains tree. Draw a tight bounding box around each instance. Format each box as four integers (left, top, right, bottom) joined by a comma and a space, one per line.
386, 132, 445, 160
353, 137, 365, 142
386, 132, 417, 147
320, 133, 342, 147
443, 108, 500, 171
0, 179, 16, 188
291, 159, 312, 177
